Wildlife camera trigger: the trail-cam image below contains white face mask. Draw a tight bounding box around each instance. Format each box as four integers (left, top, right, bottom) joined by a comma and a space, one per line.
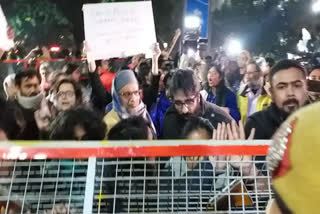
17, 92, 43, 110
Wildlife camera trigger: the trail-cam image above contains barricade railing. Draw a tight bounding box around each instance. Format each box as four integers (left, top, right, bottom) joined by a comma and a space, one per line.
0, 140, 272, 214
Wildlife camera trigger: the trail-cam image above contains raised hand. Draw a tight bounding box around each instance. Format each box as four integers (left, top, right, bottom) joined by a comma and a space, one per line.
83, 41, 96, 73
7, 26, 14, 40
152, 42, 161, 59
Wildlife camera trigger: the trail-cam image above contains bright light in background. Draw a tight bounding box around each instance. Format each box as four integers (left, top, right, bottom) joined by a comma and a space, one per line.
50, 45, 61, 52
226, 39, 243, 56
163, 42, 168, 49
312, 0, 320, 13
184, 15, 201, 29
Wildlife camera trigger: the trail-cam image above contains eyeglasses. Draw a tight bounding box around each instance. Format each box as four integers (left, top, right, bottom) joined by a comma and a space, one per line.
120, 90, 141, 99
56, 91, 75, 98
173, 95, 197, 109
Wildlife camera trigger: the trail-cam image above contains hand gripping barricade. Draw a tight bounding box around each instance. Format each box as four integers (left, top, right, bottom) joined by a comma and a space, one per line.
0, 140, 272, 214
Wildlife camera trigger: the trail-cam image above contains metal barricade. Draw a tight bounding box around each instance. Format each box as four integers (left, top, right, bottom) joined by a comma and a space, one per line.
0, 140, 272, 214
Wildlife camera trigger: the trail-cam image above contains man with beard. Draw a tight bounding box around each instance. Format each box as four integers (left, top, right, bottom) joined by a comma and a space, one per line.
14, 69, 43, 139
244, 59, 309, 140
162, 69, 232, 139
238, 61, 272, 122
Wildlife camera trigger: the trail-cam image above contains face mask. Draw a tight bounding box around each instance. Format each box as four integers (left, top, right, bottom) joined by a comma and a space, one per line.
17, 92, 43, 110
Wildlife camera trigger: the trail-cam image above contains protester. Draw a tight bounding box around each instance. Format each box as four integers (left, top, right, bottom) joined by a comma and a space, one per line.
245, 59, 309, 139
138, 43, 162, 111
237, 50, 251, 75
34, 78, 83, 137
14, 69, 42, 139
3, 73, 16, 100
39, 62, 53, 92
137, 61, 160, 111
49, 106, 106, 140
97, 59, 117, 93
86, 59, 113, 113
162, 69, 232, 139
309, 65, 320, 81
150, 72, 173, 138
103, 69, 156, 137
201, 65, 241, 121
224, 60, 242, 94
266, 102, 320, 214
108, 116, 153, 140
237, 50, 251, 90
238, 61, 272, 122
128, 53, 145, 72
244, 60, 309, 179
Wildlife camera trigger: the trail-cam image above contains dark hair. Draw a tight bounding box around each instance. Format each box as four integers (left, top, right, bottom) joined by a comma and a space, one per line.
310, 65, 320, 74
62, 64, 80, 75
49, 106, 106, 140
137, 61, 151, 85
269, 59, 306, 85
182, 117, 214, 139
163, 71, 173, 88
95, 60, 103, 68
265, 57, 275, 68
247, 60, 262, 73
170, 69, 201, 97
15, 69, 41, 87
208, 64, 224, 79
0, 98, 25, 140
108, 116, 151, 140
53, 78, 83, 104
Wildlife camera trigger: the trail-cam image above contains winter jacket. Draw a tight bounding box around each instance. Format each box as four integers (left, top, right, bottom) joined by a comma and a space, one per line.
162, 97, 232, 139
238, 85, 272, 123
244, 103, 289, 140
201, 82, 241, 121
150, 91, 173, 138
141, 75, 161, 112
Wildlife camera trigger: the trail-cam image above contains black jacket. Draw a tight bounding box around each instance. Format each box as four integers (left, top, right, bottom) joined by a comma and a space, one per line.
244, 103, 289, 139
162, 97, 232, 139
88, 70, 112, 113
142, 74, 160, 112
14, 101, 40, 140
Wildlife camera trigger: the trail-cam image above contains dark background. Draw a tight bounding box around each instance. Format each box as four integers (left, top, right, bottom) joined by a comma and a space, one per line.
1, 0, 320, 58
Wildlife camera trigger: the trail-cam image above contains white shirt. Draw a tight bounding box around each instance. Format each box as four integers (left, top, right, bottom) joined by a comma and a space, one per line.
246, 88, 262, 119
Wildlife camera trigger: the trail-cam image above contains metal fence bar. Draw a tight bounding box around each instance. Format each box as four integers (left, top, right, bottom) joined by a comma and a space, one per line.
83, 157, 96, 214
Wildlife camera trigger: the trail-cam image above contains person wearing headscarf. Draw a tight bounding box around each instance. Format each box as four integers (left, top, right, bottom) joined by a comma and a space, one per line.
103, 70, 156, 137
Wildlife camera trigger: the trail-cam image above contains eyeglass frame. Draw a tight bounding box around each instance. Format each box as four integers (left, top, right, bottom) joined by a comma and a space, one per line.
119, 89, 142, 99
172, 94, 199, 109
56, 90, 75, 99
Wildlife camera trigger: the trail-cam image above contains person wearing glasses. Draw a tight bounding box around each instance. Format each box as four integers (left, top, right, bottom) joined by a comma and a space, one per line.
103, 69, 156, 137
238, 61, 272, 123
34, 78, 83, 137
162, 69, 232, 139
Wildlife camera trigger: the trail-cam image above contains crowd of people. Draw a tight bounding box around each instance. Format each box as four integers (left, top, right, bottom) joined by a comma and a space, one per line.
1, 27, 320, 213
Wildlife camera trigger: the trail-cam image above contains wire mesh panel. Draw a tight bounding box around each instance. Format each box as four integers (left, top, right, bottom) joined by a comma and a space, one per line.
93, 156, 272, 214
0, 141, 272, 213
0, 159, 88, 213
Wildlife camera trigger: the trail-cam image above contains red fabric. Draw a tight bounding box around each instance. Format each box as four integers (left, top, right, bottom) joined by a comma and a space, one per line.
99, 69, 117, 93
128, 64, 135, 71
0, 145, 269, 160
273, 119, 296, 179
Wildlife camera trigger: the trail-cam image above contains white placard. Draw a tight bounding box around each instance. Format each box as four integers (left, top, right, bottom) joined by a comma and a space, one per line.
0, 6, 14, 51
83, 1, 157, 60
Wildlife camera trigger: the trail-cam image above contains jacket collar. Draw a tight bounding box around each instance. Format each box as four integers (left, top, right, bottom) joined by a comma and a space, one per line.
240, 84, 268, 97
